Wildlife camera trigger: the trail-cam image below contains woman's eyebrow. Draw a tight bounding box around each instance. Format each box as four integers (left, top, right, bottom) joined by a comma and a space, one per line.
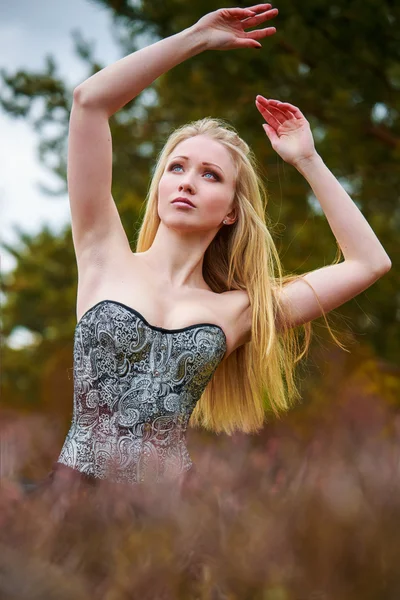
170, 155, 225, 175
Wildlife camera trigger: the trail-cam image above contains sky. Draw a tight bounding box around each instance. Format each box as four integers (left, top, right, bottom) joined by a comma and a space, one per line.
0, 0, 123, 348
0, 0, 122, 276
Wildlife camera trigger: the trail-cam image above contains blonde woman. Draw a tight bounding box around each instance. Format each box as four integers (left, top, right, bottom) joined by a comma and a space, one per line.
46, 3, 391, 490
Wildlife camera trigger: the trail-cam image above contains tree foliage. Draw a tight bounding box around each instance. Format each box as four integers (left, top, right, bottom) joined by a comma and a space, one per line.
1, 0, 399, 415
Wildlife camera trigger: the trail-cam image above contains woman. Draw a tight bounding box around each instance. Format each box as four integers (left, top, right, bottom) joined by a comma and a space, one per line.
48, 3, 390, 490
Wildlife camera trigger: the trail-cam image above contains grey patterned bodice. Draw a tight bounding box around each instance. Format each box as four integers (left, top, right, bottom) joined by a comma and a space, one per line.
57, 299, 226, 484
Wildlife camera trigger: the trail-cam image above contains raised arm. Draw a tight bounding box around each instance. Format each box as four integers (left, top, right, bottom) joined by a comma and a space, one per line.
69, 4, 278, 273
255, 95, 392, 331
68, 28, 208, 271
74, 28, 207, 116
74, 4, 278, 115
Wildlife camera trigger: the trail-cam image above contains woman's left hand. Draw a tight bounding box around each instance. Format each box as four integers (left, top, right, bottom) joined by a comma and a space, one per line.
255, 96, 317, 166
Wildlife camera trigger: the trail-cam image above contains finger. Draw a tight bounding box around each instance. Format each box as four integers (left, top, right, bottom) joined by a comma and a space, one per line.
245, 26, 277, 40
226, 8, 257, 18
266, 104, 294, 123
255, 100, 281, 129
241, 7, 278, 27
245, 3, 274, 11
256, 99, 291, 126
263, 97, 301, 115
263, 123, 279, 144
268, 99, 304, 119
256, 97, 296, 121
235, 38, 263, 49
264, 106, 286, 125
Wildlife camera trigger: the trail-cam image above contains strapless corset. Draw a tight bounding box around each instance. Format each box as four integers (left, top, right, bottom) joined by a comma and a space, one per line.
57, 299, 226, 484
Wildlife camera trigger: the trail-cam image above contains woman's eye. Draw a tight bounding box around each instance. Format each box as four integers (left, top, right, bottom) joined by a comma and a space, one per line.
169, 163, 219, 180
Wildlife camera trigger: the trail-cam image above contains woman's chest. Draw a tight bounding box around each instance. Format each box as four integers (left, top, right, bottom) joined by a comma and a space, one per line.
76, 253, 250, 359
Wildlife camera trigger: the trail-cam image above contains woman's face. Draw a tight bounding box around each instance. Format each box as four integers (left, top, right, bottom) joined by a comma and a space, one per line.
158, 135, 237, 232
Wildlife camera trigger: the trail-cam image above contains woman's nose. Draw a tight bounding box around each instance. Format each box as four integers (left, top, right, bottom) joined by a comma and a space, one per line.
179, 181, 194, 192
179, 175, 195, 194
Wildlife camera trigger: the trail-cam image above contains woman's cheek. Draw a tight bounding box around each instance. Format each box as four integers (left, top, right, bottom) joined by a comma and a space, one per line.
204, 199, 224, 221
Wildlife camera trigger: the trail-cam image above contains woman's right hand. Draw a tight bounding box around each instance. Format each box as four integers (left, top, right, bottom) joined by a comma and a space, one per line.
192, 4, 278, 52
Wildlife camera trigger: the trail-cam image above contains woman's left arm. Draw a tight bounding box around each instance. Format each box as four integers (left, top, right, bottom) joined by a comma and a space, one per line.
292, 153, 391, 272
255, 95, 391, 331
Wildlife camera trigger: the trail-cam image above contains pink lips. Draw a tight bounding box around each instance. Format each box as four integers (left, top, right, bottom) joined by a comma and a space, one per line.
172, 197, 195, 208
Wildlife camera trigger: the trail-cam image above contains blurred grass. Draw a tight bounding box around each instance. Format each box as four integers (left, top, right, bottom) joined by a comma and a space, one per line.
1, 376, 400, 600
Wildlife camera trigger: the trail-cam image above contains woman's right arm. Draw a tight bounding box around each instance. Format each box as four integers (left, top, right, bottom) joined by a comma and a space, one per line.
68, 26, 209, 272
74, 26, 208, 116
74, 4, 278, 113
68, 6, 277, 273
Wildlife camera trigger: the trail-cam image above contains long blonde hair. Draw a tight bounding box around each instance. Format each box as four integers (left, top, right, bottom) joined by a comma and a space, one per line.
135, 117, 346, 435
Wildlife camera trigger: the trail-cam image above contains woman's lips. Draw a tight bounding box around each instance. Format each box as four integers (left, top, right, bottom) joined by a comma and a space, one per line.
172, 201, 195, 208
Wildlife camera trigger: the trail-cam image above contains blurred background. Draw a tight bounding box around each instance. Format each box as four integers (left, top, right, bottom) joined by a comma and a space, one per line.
1, 1, 400, 597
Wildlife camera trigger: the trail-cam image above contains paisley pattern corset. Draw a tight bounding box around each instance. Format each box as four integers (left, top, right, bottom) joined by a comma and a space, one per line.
57, 299, 227, 484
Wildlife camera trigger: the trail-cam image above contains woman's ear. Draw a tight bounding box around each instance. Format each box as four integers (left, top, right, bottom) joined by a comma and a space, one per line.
225, 208, 237, 225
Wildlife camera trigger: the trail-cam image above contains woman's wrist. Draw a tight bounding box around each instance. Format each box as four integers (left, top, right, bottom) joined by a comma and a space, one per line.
291, 152, 323, 175
184, 24, 210, 54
